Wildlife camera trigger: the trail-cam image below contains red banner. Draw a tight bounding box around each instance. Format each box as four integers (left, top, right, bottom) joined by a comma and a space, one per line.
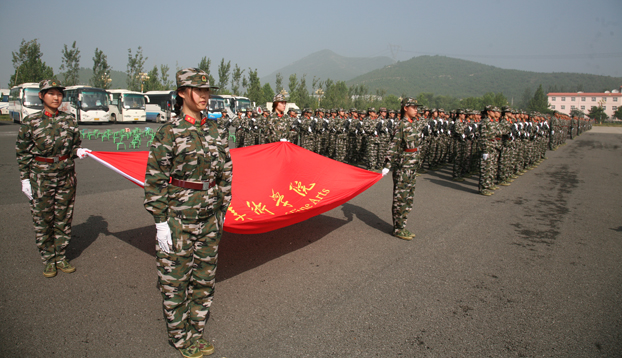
88, 142, 381, 234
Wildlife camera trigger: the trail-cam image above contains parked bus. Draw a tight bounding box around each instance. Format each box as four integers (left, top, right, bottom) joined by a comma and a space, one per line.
8, 83, 42, 123
0, 89, 9, 114
144, 90, 175, 123
219, 95, 253, 114
209, 94, 234, 118
59, 85, 110, 123
107, 89, 147, 122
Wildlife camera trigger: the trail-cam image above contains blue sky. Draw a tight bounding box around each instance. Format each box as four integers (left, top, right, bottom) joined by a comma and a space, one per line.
1, 0, 621, 89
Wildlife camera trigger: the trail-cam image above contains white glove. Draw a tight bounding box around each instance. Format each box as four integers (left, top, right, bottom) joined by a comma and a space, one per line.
155, 222, 173, 254
21, 179, 33, 200
77, 148, 91, 159
482, 153, 489, 160
381, 168, 390, 177
280, 138, 288, 142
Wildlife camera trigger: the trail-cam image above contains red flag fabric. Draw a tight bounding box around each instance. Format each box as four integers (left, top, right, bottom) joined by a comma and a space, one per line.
88, 142, 381, 234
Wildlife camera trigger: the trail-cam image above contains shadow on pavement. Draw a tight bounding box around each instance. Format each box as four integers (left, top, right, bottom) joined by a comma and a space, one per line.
73, 213, 351, 283
421, 165, 480, 194
341, 202, 393, 234
67, 215, 111, 261
216, 214, 349, 281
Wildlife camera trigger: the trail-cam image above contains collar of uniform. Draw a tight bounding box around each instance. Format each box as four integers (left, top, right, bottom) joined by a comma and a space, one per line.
44, 110, 59, 117
184, 114, 206, 126
406, 118, 413, 123
277, 114, 283, 118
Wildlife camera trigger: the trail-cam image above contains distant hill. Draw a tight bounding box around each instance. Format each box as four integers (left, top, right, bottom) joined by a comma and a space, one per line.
58, 68, 127, 89
261, 49, 394, 89
346, 56, 622, 101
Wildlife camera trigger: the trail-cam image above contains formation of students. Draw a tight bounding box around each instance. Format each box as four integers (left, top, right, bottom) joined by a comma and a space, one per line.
218, 101, 592, 195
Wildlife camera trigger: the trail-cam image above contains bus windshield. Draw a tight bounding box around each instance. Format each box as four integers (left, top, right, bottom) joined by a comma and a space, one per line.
236, 98, 252, 111
209, 98, 226, 111
1, 94, 8, 102
23, 88, 43, 109
123, 94, 146, 109
81, 91, 109, 111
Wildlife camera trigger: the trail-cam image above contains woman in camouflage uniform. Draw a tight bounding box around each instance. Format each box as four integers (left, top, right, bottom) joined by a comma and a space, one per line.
144, 68, 232, 358
16, 79, 90, 278
381, 97, 424, 240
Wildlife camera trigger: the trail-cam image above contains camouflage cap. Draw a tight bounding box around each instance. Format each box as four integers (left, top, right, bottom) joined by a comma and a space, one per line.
176, 68, 219, 90
484, 105, 494, 112
246, 108, 253, 112
379, 107, 387, 112
388, 109, 396, 114
273, 93, 287, 102
367, 107, 377, 113
39, 79, 65, 91
401, 97, 420, 107
438, 108, 445, 113
358, 110, 366, 115
349, 108, 357, 113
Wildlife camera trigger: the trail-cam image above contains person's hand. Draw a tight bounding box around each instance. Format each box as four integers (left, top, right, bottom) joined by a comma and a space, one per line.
280, 138, 288, 142
155, 222, 173, 254
382, 168, 390, 177
77, 148, 91, 159
21, 179, 33, 200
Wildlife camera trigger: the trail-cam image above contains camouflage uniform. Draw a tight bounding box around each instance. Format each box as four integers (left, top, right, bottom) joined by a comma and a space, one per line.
16, 80, 82, 268
144, 69, 232, 351
383, 99, 424, 236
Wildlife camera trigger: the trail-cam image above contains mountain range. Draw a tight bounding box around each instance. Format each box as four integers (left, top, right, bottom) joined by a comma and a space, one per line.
64, 51, 622, 102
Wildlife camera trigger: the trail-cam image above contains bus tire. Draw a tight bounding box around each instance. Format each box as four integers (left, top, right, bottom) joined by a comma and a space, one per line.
111, 114, 117, 123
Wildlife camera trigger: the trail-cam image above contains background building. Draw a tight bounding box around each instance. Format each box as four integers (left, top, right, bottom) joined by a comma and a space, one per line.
548, 87, 621, 119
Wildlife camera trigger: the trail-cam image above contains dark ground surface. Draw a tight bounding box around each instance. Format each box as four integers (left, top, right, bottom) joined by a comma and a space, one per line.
0, 122, 620, 357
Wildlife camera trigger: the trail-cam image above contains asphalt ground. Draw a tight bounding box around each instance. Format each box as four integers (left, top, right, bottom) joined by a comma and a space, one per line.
0, 121, 621, 357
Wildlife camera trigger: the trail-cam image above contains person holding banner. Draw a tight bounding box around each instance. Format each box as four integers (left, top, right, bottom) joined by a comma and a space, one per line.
144, 68, 232, 358
381, 97, 424, 241
16, 79, 90, 278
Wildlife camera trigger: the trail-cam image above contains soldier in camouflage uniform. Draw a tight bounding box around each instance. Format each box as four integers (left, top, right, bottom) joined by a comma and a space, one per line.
16, 79, 90, 278
381, 98, 424, 240
144, 68, 232, 358
266, 93, 293, 143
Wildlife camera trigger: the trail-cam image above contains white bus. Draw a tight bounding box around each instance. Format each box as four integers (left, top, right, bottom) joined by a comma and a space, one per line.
107, 89, 147, 122
0, 89, 9, 114
144, 90, 175, 123
219, 95, 253, 114
9, 83, 42, 123
59, 85, 111, 123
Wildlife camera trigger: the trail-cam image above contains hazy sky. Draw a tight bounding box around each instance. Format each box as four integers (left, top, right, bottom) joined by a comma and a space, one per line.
1, 0, 621, 89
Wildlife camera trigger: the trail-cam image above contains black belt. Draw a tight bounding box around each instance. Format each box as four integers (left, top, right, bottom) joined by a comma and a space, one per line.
170, 178, 215, 190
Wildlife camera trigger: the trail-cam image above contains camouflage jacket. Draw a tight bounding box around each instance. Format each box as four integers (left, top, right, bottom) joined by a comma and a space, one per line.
267, 113, 292, 143
16, 110, 81, 181
383, 117, 425, 170
144, 112, 232, 223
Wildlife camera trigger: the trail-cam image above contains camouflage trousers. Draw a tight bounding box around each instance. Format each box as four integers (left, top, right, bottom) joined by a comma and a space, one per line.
245, 131, 261, 147
29, 170, 77, 266
300, 133, 316, 152
156, 214, 223, 349
478, 143, 497, 192
452, 140, 468, 178
391, 161, 419, 234
333, 134, 348, 163
365, 137, 380, 169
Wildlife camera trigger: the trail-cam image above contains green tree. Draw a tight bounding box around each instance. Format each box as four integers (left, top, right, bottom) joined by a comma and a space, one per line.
287, 74, 299, 104
217, 58, 231, 90
519, 87, 532, 110
126, 46, 147, 91
613, 106, 622, 120
197, 57, 216, 86
160, 64, 173, 90
295, 74, 313, 109
59, 41, 81, 86
275, 73, 283, 93
528, 84, 550, 113
588, 106, 607, 123
260, 83, 274, 106
569, 109, 585, 118
10, 39, 54, 86
144, 65, 162, 92
230, 64, 244, 95
90, 48, 112, 89
245, 68, 263, 105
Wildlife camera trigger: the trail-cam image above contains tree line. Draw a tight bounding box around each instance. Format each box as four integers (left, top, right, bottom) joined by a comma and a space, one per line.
9, 39, 620, 119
